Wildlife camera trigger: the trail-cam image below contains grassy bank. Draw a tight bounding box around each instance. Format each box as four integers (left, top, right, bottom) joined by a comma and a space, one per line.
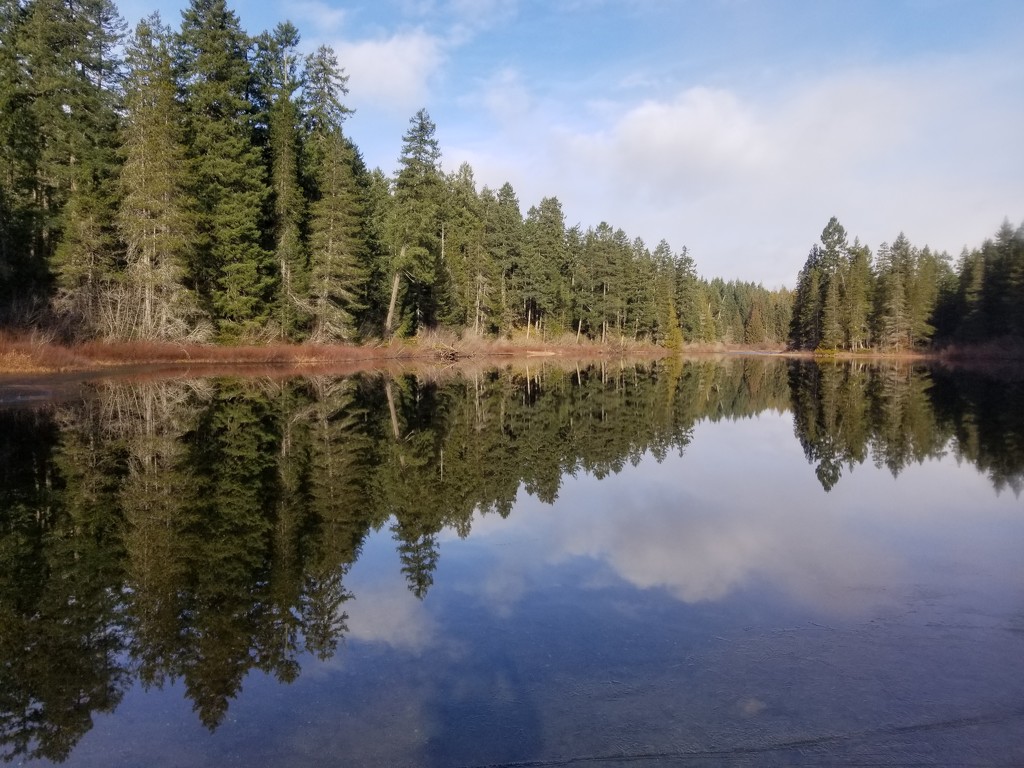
0, 330, 670, 375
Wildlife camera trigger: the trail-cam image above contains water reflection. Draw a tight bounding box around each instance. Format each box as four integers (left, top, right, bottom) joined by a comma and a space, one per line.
0, 358, 1022, 763
789, 360, 1024, 493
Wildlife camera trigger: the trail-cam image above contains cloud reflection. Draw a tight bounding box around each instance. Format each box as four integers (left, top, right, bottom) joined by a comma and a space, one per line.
463, 414, 906, 615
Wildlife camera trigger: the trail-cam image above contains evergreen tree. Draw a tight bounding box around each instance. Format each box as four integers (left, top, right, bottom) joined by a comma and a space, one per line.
874, 241, 910, 350
439, 163, 487, 331
301, 45, 363, 341
820, 272, 842, 349
842, 239, 873, 350
672, 247, 701, 341
256, 22, 306, 338
20, 0, 125, 333
359, 167, 395, 332
790, 245, 822, 349
0, 0, 44, 315
386, 108, 444, 334
488, 181, 523, 335
521, 196, 568, 336
176, 0, 273, 340
117, 13, 203, 340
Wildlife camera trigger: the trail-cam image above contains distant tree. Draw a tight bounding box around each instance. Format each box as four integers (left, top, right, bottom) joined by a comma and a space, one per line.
873, 241, 910, 350
487, 182, 523, 335
790, 245, 822, 349
521, 196, 568, 337
842, 239, 873, 350
439, 163, 487, 331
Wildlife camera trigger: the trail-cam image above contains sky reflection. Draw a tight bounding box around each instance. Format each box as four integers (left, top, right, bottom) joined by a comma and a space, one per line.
444, 412, 1022, 622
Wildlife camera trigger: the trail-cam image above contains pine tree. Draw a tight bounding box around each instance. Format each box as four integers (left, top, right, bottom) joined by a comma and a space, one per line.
820, 274, 842, 350
256, 22, 306, 338
487, 181, 523, 336
305, 173, 365, 343
789, 246, 822, 349
874, 241, 910, 350
386, 109, 444, 334
117, 13, 203, 340
359, 167, 395, 332
906, 245, 941, 348
301, 45, 363, 341
439, 163, 486, 330
842, 239, 873, 350
176, 0, 273, 340
521, 196, 567, 337
20, 0, 125, 333
0, 0, 43, 315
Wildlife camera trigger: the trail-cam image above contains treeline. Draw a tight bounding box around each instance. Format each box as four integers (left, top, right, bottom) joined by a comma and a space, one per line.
0, 0, 790, 345
790, 216, 1024, 351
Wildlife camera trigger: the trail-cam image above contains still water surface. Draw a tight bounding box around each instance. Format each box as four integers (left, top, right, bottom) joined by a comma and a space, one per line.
1, 358, 1022, 766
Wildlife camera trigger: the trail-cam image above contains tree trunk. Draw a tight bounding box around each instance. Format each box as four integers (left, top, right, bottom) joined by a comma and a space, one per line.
474, 276, 481, 336
385, 380, 401, 440
385, 268, 402, 335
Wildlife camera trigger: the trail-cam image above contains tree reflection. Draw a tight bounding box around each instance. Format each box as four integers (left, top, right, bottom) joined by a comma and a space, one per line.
788, 359, 1024, 492
0, 356, 1021, 760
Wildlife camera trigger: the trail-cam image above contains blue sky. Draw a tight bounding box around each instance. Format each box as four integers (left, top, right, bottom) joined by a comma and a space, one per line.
120, 0, 1024, 287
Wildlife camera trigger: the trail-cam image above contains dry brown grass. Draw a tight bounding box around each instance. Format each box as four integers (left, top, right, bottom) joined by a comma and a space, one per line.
0, 331, 93, 373
0, 329, 671, 376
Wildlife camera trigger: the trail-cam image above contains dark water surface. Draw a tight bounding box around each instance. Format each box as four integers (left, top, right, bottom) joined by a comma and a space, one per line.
1, 358, 1022, 766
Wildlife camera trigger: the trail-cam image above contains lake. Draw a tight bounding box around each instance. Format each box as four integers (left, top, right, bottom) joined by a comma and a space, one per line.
1, 357, 1022, 766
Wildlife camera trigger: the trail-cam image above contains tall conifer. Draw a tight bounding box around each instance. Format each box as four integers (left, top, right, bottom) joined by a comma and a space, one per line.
176, 0, 272, 340
117, 14, 203, 340
302, 45, 364, 341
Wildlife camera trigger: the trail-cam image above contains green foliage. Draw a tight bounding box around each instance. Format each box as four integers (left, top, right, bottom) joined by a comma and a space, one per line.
301, 45, 364, 341
177, 0, 274, 340
386, 108, 445, 334
11, 0, 125, 332
257, 22, 307, 339
0, 0, 1013, 350
786, 216, 1024, 352
117, 14, 204, 340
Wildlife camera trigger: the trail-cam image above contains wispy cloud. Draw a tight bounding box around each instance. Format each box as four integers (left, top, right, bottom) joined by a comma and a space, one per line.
441, 44, 1024, 286
336, 30, 445, 111
289, 0, 347, 34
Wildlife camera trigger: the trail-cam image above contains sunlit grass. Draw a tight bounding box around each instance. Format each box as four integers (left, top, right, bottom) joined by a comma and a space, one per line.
0, 330, 669, 374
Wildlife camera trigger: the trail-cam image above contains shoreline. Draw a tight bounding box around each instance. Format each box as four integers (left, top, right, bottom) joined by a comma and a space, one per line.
1, 334, 1021, 380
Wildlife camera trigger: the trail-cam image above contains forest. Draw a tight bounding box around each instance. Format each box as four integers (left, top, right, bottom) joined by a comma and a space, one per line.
789, 216, 1024, 353
2, 0, 1021, 354
0, 0, 791, 348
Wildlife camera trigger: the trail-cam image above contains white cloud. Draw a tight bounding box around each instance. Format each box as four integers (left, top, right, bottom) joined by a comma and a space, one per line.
601, 86, 774, 189
446, 0, 519, 41
479, 67, 532, 126
290, 0, 347, 34
345, 579, 438, 652
458, 414, 914, 616
337, 30, 445, 111
444, 49, 1024, 286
